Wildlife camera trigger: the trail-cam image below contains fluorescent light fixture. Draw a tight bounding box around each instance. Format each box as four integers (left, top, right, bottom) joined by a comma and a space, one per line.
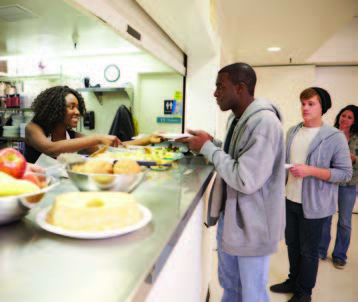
267, 47, 281, 52
63, 46, 141, 57
0, 46, 141, 60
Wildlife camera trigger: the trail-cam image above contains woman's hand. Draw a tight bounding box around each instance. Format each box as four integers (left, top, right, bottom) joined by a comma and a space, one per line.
25, 163, 45, 174
350, 152, 356, 164
128, 131, 167, 146
148, 131, 167, 144
99, 135, 123, 147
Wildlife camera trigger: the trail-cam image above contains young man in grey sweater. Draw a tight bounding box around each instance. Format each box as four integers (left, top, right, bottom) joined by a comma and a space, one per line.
270, 87, 353, 302
179, 63, 286, 302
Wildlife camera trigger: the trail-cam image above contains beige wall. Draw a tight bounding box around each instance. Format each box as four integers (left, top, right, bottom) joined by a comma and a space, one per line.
251, 65, 358, 135
315, 66, 358, 126
254, 65, 316, 134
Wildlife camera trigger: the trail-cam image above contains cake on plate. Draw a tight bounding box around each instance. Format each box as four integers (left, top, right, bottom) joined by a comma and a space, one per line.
47, 192, 142, 231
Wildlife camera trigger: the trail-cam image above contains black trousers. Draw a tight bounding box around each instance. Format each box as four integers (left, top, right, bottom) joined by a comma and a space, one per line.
285, 199, 326, 295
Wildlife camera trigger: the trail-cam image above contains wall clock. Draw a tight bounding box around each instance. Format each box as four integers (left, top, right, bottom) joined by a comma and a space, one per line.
104, 64, 120, 82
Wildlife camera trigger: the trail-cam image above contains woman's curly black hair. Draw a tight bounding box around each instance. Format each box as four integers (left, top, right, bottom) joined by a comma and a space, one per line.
31, 86, 86, 136
334, 104, 358, 135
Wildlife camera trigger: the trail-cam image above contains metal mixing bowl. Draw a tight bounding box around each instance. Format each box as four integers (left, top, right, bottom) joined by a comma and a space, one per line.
0, 174, 59, 225
65, 162, 147, 192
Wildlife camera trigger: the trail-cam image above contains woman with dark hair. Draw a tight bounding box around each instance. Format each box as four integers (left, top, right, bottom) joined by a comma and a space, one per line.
319, 104, 358, 269
25, 86, 162, 163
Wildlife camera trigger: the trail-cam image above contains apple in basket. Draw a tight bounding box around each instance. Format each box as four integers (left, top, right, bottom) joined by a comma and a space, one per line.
0, 148, 27, 179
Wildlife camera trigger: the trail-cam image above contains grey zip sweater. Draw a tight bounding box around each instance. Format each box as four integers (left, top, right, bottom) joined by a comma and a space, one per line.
201, 99, 286, 256
286, 123, 353, 219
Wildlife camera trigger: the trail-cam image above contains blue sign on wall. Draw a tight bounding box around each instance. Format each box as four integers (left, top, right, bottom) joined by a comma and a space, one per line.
156, 117, 182, 124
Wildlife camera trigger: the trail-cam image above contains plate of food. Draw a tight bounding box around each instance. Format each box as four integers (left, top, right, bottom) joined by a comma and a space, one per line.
157, 141, 188, 153
36, 192, 152, 239
163, 152, 184, 160
157, 133, 192, 140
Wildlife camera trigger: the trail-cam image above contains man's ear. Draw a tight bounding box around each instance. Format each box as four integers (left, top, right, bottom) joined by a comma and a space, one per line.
234, 82, 245, 95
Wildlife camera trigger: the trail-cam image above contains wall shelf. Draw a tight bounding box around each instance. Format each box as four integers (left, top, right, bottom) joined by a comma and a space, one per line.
0, 107, 33, 112
0, 137, 25, 142
0, 74, 77, 82
77, 84, 133, 105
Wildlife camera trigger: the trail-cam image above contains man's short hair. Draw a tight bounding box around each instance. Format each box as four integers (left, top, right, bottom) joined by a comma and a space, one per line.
219, 63, 257, 96
300, 88, 321, 105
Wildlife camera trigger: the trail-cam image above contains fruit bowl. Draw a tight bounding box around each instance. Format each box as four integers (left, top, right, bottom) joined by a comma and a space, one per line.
65, 162, 148, 193
0, 174, 59, 225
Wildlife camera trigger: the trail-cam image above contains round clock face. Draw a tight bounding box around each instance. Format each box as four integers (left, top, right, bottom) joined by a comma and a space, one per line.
104, 65, 120, 82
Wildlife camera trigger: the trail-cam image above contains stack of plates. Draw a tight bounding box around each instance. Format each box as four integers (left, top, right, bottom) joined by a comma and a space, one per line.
24, 112, 34, 124
20, 123, 26, 138
3, 125, 20, 137
12, 115, 24, 126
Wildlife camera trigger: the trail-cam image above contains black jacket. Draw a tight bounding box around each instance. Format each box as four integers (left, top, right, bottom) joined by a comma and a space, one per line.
108, 105, 135, 142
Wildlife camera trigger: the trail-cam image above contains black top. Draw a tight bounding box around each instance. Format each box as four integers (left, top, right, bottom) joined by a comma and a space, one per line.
24, 128, 76, 163
224, 117, 239, 153
221, 117, 239, 213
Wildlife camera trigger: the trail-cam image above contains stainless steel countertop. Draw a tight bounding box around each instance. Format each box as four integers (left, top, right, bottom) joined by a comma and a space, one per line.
0, 156, 214, 302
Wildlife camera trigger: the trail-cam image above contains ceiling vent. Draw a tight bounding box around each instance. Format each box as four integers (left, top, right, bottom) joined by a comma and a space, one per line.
0, 4, 38, 22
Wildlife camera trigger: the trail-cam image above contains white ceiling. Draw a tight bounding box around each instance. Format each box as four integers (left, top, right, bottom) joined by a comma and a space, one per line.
0, 0, 139, 57
307, 17, 358, 64
0, 0, 357, 66
137, 0, 358, 66
216, 0, 358, 65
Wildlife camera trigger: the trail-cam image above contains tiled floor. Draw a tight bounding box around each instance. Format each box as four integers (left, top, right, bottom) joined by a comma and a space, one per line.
209, 206, 358, 302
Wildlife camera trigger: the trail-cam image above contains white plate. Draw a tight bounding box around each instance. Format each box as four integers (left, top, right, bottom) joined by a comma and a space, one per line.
158, 133, 192, 140
163, 152, 184, 160
157, 141, 188, 153
285, 164, 294, 169
36, 205, 152, 239
131, 134, 147, 140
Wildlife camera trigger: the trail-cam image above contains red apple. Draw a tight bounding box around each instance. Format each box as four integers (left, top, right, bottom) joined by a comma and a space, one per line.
0, 148, 27, 179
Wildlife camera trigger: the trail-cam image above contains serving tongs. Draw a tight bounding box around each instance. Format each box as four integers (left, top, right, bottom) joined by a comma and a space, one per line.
90, 145, 109, 158
135, 160, 171, 167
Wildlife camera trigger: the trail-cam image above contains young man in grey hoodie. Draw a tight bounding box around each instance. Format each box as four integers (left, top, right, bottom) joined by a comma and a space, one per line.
179, 63, 286, 302
270, 87, 353, 302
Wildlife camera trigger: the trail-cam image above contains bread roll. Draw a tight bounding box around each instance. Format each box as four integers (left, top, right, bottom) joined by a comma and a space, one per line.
113, 159, 141, 174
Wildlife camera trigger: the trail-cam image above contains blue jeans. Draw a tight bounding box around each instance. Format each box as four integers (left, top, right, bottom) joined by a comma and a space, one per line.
217, 214, 270, 302
319, 185, 357, 263
285, 199, 326, 296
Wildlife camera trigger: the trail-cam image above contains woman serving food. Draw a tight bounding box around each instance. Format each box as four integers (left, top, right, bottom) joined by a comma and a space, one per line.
25, 86, 164, 163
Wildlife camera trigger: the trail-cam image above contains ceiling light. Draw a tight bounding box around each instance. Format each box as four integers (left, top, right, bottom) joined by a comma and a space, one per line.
0, 5, 38, 22
267, 47, 281, 52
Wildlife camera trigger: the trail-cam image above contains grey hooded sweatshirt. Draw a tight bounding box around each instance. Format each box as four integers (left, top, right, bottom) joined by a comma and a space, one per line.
201, 99, 286, 257
286, 123, 353, 219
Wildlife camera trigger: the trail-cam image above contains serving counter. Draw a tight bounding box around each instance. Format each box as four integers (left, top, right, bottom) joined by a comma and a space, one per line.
0, 156, 215, 302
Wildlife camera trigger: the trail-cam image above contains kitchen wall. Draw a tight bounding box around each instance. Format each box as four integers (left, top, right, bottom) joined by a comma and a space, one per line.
6, 52, 183, 136
137, 73, 183, 134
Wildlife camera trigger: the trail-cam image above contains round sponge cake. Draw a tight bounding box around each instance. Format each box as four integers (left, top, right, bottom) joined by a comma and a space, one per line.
47, 192, 142, 231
